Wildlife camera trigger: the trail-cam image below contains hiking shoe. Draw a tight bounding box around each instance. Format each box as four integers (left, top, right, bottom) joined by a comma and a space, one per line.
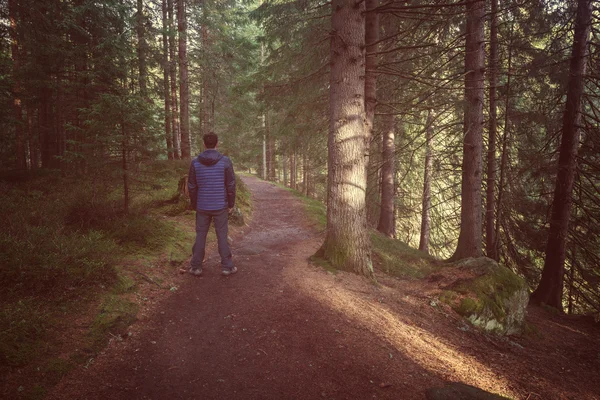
188, 268, 203, 276
221, 267, 237, 276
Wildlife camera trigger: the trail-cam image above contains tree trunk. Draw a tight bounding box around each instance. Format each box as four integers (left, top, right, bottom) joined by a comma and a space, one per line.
449, 0, 485, 261
177, 0, 191, 159
122, 121, 129, 214
365, 0, 379, 226
377, 112, 395, 237
162, 0, 173, 159
136, 0, 147, 98
419, 110, 434, 253
266, 111, 275, 181
9, 0, 26, 170
201, 21, 209, 137
303, 151, 308, 196
290, 151, 296, 189
319, 0, 373, 278
485, 0, 498, 260
168, 0, 180, 159
27, 109, 39, 169
495, 22, 513, 258
283, 153, 288, 187
40, 87, 58, 169
530, 0, 592, 310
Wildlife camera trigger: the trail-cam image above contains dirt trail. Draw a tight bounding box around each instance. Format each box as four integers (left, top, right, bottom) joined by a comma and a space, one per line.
49, 176, 600, 400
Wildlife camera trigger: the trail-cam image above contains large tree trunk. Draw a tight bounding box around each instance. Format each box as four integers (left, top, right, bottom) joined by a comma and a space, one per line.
9, 0, 26, 170
449, 0, 485, 261
168, 0, 180, 159
365, 0, 379, 226
377, 112, 395, 237
485, 0, 498, 260
162, 0, 173, 159
530, 0, 592, 310
177, 0, 191, 159
319, 0, 373, 278
419, 110, 434, 253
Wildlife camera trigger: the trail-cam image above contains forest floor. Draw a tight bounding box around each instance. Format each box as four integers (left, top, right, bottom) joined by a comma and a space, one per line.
32, 175, 600, 399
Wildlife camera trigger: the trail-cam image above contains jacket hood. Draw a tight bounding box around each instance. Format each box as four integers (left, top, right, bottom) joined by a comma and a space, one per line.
198, 149, 223, 166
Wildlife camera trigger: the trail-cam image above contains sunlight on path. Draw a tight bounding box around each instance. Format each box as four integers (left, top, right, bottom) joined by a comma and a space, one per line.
294, 272, 518, 399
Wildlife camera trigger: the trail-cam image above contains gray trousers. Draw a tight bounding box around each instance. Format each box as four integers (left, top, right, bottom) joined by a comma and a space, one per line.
191, 208, 233, 269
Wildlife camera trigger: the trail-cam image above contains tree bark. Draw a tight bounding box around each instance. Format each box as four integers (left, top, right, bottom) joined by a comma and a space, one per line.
9, 0, 26, 170
168, 0, 181, 159
419, 110, 434, 253
121, 120, 129, 214
319, 0, 373, 278
201, 20, 209, 137
290, 151, 296, 189
449, 0, 485, 261
136, 0, 147, 98
162, 0, 173, 159
377, 112, 395, 237
495, 22, 514, 258
530, 0, 592, 310
365, 0, 379, 226
485, 0, 498, 260
177, 0, 191, 159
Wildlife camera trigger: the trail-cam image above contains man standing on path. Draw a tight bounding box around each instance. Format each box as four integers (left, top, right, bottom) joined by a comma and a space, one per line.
188, 132, 237, 276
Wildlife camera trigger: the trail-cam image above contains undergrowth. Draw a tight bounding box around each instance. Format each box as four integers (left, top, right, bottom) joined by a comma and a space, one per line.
0, 160, 195, 399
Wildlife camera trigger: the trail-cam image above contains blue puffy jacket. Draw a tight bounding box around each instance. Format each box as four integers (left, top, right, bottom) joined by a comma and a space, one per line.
187, 149, 236, 211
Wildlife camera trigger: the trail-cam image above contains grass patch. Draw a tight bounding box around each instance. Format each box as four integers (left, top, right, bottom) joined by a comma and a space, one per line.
0, 298, 51, 371
371, 231, 440, 279
86, 294, 138, 354
280, 185, 326, 230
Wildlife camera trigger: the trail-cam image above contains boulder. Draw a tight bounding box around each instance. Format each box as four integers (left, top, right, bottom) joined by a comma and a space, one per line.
440, 257, 529, 335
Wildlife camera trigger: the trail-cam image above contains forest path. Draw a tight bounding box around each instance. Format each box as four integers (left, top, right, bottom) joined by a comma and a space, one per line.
48, 176, 599, 400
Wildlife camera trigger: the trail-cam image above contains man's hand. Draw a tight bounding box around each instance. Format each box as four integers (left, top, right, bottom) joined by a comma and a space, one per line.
228, 207, 234, 214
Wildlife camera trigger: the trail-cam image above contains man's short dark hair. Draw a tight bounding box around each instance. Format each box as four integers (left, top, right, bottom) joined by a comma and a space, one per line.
203, 132, 218, 149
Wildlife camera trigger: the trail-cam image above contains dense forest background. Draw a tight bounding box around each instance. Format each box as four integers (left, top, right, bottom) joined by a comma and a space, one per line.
1, 0, 599, 316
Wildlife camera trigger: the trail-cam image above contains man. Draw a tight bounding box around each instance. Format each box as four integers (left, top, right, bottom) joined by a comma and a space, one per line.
187, 132, 237, 276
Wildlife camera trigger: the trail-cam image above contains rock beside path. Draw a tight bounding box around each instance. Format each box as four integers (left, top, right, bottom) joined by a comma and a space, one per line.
440, 257, 529, 335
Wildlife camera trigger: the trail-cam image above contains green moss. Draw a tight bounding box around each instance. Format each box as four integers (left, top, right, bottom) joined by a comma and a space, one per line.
309, 254, 338, 275
87, 295, 138, 353
439, 290, 457, 304
458, 297, 483, 315
371, 232, 440, 279
111, 274, 136, 294
440, 260, 528, 332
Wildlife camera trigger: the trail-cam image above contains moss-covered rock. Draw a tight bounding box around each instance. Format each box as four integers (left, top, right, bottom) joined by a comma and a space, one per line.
441, 257, 529, 335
